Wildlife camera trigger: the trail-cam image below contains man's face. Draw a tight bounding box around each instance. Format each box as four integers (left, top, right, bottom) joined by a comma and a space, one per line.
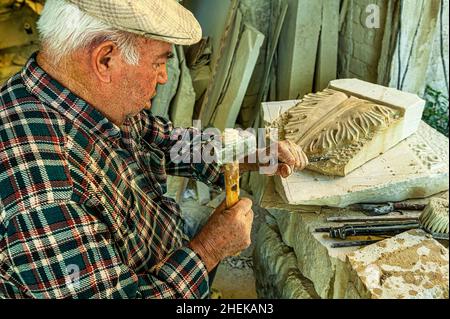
114, 38, 172, 121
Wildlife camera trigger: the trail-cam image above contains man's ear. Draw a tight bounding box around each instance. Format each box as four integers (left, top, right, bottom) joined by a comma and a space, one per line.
90, 41, 120, 83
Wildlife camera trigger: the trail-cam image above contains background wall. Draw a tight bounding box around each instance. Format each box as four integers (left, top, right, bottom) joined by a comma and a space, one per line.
338, 0, 388, 83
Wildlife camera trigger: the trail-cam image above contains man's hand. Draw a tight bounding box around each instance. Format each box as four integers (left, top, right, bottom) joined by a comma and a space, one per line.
188, 198, 253, 272
275, 140, 309, 178
240, 140, 309, 177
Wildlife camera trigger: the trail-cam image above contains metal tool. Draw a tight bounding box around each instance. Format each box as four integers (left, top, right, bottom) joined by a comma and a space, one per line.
315, 221, 421, 240
308, 155, 330, 163
326, 215, 420, 223
331, 240, 383, 248
349, 202, 427, 216
316, 198, 449, 248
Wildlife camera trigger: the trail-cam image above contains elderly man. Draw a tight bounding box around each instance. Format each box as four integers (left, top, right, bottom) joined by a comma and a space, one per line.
0, 0, 308, 299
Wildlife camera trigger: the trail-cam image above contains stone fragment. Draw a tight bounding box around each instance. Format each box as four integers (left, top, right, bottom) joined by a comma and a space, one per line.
277, 0, 322, 99
346, 230, 449, 299
196, 181, 211, 206
190, 65, 211, 101
170, 47, 196, 127
314, 0, 339, 91
197, 2, 242, 125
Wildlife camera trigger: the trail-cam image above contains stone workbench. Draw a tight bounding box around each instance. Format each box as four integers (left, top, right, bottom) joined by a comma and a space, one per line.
253, 178, 449, 299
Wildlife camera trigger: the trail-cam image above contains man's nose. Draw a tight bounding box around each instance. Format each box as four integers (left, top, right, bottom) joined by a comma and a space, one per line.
158, 66, 168, 85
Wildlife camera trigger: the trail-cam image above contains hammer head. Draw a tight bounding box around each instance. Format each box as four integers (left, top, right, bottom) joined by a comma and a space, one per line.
216, 129, 258, 165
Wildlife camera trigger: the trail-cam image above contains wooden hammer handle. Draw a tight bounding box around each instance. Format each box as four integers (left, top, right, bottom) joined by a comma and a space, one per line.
224, 160, 240, 209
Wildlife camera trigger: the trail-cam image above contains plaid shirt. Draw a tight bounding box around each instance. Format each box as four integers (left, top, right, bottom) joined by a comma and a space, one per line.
0, 53, 223, 299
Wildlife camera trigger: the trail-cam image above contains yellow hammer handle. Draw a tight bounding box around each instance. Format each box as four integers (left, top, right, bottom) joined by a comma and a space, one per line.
224, 160, 240, 209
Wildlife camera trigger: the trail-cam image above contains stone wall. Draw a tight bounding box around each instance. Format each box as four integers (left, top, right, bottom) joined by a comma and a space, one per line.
426, 0, 449, 97
338, 0, 388, 83
339, 0, 449, 99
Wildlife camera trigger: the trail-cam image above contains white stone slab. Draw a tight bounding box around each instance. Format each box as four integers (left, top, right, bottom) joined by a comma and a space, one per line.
329, 78, 425, 138
198, 4, 242, 125
346, 230, 449, 299
314, 0, 339, 91
277, 0, 322, 99
212, 24, 264, 131
170, 47, 195, 127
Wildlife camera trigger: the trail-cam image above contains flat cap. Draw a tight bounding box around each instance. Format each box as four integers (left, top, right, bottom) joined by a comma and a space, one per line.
66, 0, 202, 45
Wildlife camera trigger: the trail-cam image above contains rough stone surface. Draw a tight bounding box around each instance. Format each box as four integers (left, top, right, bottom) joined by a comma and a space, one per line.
261, 178, 449, 299
253, 219, 319, 299
426, 0, 449, 97
267, 205, 357, 299
338, 0, 448, 98
346, 230, 449, 299
338, 0, 388, 83
388, 0, 441, 96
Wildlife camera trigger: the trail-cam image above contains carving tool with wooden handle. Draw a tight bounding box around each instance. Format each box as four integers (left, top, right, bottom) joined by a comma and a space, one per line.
219, 129, 257, 209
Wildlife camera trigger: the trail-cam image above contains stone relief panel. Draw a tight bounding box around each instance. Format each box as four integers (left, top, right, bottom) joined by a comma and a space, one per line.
273, 89, 403, 176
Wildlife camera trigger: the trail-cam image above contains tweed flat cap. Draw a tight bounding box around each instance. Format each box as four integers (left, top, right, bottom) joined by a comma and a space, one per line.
66, 0, 202, 45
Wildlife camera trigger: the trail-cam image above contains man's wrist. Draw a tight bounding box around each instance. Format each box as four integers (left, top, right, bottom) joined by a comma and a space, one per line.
188, 238, 220, 272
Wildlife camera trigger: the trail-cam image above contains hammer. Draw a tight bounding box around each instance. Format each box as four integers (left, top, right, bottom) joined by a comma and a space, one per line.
217, 129, 257, 209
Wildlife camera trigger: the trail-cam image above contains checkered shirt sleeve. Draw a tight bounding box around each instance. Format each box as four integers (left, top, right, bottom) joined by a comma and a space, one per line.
137, 111, 225, 188
1, 202, 208, 299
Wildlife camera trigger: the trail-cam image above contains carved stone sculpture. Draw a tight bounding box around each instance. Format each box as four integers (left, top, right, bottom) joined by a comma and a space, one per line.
260, 79, 448, 208
273, 89, 403, 176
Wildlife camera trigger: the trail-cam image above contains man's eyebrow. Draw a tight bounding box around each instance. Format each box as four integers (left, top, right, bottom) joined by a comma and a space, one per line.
157, 51, 174, 59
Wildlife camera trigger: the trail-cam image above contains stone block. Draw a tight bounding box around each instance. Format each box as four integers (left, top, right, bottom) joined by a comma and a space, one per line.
253, 219, 319, 299
263, 85, 447, 207
262, 180, 449, 298
170, 47, 196, 127
267, 205, 357, 298
346, 230, 449, 299
212, 23, 264, 131
274, 121, 448, 207
329, 78, 425, 138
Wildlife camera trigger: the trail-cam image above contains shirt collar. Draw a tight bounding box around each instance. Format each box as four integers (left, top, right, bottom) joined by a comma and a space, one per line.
21, 52, 122, 141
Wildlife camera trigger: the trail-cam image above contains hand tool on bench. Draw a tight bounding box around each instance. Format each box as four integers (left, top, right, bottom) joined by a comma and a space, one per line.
326, 215, 420, 223
331, 240, 384, 248
316, 199, 449, 247
349, 202, 427, 216
324, 221, 422, 240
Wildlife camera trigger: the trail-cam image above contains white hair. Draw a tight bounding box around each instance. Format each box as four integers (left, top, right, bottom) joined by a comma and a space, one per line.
37, 0, 140, 65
